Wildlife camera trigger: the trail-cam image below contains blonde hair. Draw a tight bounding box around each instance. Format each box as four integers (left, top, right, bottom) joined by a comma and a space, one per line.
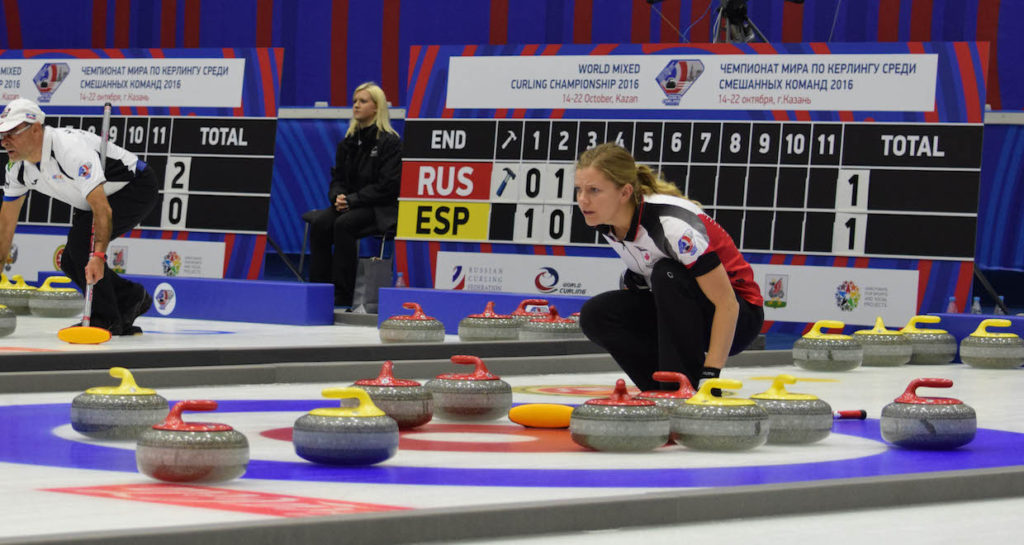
576, 143, 684, 204
346, 82, 399, 138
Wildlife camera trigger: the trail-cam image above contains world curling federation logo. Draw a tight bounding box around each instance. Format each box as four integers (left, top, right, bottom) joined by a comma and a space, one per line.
33, 63, 71, 103
835, 280, 860, 312
534, 267, 559, 293
655, 59, 704, 106
162, 251, 182, 276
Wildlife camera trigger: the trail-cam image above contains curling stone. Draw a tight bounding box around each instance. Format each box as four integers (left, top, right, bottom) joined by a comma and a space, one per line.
519, 305, 584, 341
509, 298, 549, 327
379, 302, 445, 343
136, 400, 249, 483
71, 367, 169, 439
0, 304, 15, 337
293, 388, 399, 465
880, 378, 976, 449
853, 317, 912, 367
29, 276, 83, 318
750, 374, 833, 444
0, 274, 35, 315
959, 319, 1024, 369
424, 355, 512, 421
458, 301, 518, 342
792, 320, 863, 372
670, 378, 770, 451
900, 315, 957, 365
569, 379, 670, 452
352, 360, 433, 429
638, 371, 696, 414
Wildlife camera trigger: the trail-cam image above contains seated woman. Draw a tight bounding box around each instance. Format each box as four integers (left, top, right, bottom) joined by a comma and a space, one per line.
574, 143, 764, 392
306, 82, 402, 306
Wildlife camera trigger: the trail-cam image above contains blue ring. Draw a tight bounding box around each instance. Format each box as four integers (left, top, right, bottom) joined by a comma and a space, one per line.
3, 400, 1021, 488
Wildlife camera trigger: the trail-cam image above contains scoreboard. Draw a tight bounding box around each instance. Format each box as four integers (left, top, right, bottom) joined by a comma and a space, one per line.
5, 114, 276, 235
399, 118, 982, 260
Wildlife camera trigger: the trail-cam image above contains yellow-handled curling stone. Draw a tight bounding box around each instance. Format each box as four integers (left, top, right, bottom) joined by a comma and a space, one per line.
70, 367, 169, 439
900, 315, 957, 365
853, 317, 912, 367
29, 275, 84, 317
292, 388, 399, 466
751, 374, 833, 444
793, 320, 863, 372
0, 274, 35, 315
958, 319, 1024, 369
670, 378, 769, 451
0, 304, 15, 337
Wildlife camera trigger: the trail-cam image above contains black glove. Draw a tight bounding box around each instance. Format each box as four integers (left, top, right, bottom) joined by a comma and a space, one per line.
619, 269, 649, 292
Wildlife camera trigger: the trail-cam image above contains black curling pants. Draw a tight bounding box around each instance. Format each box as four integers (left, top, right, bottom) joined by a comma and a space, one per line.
62, 167, 158, 329
579, 259, 764, 392
307, 206, 379, 306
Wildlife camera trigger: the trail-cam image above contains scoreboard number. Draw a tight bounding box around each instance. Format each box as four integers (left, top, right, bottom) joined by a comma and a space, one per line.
832, 212, 867, 255
513, 204, 573, 244
541, 164, 576, 203
835, 169, 870, 211
163, 156, 192, 193
161, 194, 190, 230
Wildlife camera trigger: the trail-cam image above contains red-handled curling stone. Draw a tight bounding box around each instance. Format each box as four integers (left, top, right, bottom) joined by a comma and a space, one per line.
293, 388, 399, 466
509, 298, 549, 327
671, 379, 769, 451
458, 301, 518, 342
424, 355, 512, 421
750, 374, 833, 444
638, 372, 696, 413
519, 305, 584, 341
352, 360, 433, 429
71, 367, 169, 440
135, 400, 249, 483
880, 378, 976, 449
378, 302, 446, 343
569, 379, 670, 452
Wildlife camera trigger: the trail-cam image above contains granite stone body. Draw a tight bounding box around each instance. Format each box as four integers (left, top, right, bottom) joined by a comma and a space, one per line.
671, 403, 770, 450
518, 306, 584, 341
0, 305, 15, 337
29, 276, 83, 318
792, 337, 863, 372
458, 301, 519, 342
751, 398, 833, 444
959, 323, 1024, 369
569, 403, 670, 452
293, 414, 399, 465
353, 385, 433, 428
136, 428, 249, 482
0, 275, 35, 315
425, 377, 512, 421
879, 378, 977, 449
379, 302, 445, 343
904, 332, 958, 364
71, 393, 170, 439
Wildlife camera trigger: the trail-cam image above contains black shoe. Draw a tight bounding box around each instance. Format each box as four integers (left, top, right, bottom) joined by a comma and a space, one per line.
118, 325, 143, 336
121, 288, 153, 328
68, 319, 122, 336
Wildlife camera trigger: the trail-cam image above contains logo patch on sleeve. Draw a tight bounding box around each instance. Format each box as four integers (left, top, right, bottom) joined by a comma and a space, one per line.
78, 163, 91, 179
677, 229, 699, 256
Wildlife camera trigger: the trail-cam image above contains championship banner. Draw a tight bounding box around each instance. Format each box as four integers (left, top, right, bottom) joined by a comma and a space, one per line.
399, 42, 987, 330
447, 54, 938, 111
0, 58, 245, 108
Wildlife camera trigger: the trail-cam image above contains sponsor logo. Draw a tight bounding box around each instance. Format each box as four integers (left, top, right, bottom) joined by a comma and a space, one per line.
677, 229, 698, 256
450, 265, 466, 290
162, 251, 181, 276
78, 163, 91, 179
534, 267, 559, 293
835, 280, 860, 312
154, 282, 176, 315
655, 59, 703, 106
33, 62, 71, 103
110, 246, 127, 274
53, 244, 64, 270
764, 274, 788, 309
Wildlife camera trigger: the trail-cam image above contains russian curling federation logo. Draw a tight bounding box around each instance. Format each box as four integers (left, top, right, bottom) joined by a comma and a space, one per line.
765, 274, 788, 309
33, 63, 71, 103
835, 280, 860, 312
534, 267, 559, 293
655, 59, 704, 106
162, 251, 182, 276
451, 265, 466, 290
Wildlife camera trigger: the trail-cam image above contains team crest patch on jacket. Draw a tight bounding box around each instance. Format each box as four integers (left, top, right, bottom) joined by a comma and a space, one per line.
677, 229, 698, 256
78, 163, 91, 179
